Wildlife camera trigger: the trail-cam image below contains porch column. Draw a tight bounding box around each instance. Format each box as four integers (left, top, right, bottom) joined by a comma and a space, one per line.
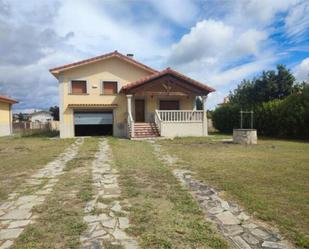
202, 95, 208, 136
126, 94, 133, 119
193, 97, 197, 110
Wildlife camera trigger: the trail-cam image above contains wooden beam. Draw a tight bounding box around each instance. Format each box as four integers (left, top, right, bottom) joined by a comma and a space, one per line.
134, 91, 189, 96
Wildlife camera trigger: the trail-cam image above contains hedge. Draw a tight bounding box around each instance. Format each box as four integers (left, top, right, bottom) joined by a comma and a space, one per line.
212, 87, 309, 139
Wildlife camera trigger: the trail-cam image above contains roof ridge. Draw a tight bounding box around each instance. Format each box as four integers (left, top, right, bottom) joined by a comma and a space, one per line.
49, 51, 158, 76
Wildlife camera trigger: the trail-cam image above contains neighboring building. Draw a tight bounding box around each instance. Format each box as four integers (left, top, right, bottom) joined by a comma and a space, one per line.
0, 95, 18, 136
30, 111, 53, 123
49, 51, 215, 138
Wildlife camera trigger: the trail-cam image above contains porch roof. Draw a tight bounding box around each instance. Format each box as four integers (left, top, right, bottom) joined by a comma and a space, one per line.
121, 68, 215, 95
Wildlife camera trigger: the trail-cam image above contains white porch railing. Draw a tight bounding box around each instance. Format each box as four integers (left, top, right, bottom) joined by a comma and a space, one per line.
156, 110, 204, 122
127, 113, 134, 138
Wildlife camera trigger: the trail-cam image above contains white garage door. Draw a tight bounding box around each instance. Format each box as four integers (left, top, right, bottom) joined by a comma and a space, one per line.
74, 112, 113, 125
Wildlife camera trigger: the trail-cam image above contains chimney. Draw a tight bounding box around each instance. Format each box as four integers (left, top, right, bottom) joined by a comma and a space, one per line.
126, 53, 134, 58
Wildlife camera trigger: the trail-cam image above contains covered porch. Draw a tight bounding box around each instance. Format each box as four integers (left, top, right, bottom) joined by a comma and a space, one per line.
121, 68, 214, 138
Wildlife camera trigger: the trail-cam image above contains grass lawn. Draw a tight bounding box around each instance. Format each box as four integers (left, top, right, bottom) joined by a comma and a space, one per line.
12, 138, 99, 249
0, 136, 73, 201
108, 137, 229, 249
159, 136, 309, 248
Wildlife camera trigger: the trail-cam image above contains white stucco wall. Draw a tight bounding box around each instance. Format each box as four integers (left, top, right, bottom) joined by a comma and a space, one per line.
160, 122, 204, 137
30, 113, 53, 123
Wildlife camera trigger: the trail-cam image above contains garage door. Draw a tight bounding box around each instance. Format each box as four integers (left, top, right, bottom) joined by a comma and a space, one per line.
74, 111, 113, 136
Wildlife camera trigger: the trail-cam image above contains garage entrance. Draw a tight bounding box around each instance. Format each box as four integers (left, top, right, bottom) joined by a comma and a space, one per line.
74, 111, 113, 136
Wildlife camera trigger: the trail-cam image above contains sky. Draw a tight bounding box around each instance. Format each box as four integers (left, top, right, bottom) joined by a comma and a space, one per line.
0, 0, 309, 112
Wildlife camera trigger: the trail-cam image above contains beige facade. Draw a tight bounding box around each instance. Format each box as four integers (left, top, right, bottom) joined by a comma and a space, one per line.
0, 97, 17, 137
57, 57, 154, 138
50, 51, 214, 138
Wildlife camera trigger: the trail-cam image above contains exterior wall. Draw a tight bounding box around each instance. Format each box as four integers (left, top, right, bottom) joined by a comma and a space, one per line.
160, 122, 204, 137
0, 102, 12, 136
30, 113, 53, 123
59, 57, 153, 138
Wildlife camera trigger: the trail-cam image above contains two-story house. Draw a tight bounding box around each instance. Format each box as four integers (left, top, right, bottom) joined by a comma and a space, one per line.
49, 51, 215, 138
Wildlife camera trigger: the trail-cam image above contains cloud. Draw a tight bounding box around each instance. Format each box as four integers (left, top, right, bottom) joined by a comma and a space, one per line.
167, 20, 267, 66
148, 0, 199, 25
293, 58, 309, 81
285, 1, 309, 42
167, 20, 234, 65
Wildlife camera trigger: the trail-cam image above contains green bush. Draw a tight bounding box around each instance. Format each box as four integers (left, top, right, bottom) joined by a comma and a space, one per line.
213, 86, 309, 139
212, 104, 240, 133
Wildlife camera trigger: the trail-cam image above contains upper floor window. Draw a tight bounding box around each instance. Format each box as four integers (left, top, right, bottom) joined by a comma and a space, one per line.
102, 81, 118, 95
71, 80, 87, 94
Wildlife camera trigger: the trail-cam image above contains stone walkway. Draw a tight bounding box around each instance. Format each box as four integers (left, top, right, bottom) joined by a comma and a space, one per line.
151, 141, 294, 249
81, 139, 138, 249
0, 138, 84, 249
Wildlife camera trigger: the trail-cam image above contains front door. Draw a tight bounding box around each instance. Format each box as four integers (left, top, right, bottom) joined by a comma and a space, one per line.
135, 99, 145, 122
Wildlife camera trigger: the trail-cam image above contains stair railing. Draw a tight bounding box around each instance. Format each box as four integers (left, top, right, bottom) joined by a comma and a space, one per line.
154, 110, 162, 135
127, 113, 134, 138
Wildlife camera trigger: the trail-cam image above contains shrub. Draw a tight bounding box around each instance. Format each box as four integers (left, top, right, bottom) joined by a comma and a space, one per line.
213, 86, 309, 139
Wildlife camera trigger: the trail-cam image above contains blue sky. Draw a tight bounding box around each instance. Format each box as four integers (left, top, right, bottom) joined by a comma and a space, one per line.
0, 0, 309, 112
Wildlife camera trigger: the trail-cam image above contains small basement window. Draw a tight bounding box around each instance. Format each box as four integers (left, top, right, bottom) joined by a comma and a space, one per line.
102, 81, 117, 95
71, 80, 87, 94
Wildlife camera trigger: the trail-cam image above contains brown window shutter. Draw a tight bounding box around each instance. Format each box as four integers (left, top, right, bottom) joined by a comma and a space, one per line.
103, 81, 117, 94
71, 80, 87, 94
159, 100, 180, 110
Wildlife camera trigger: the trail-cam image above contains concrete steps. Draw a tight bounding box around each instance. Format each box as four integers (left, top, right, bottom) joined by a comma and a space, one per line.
133, 122, 160, 138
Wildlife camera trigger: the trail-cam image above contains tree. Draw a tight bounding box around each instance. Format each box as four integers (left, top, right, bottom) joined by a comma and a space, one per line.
49, 106, 59, 121
229, 65, 295, 107
195, 97, 203, 110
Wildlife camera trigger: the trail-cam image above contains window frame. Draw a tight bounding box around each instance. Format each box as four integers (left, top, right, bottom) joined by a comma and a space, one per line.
101, 81, 119, 95
69, 80, 88, 95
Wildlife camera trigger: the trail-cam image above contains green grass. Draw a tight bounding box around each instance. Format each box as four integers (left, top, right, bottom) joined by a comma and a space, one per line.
0, 136, 73, 201
11, 138, 99, 249
108, 137, 229, 249
159, 136, 309, 248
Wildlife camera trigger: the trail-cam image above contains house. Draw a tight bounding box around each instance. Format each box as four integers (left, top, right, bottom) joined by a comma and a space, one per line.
0, 95, 18, 136
30, 111, 53, 123
49, 51, 215, 138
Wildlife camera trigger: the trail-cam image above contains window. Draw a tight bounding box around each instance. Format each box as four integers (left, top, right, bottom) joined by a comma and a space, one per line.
102, 81, 117, 95
71, 80, 87, 94
159, 100, 180, 110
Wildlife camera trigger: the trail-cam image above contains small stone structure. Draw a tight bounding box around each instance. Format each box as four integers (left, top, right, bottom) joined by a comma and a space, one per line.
233, 129, 257, 145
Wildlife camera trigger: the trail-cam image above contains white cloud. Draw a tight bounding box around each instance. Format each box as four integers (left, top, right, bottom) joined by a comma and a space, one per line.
168, 19, 267, 66
293, 58, 309, 81
285, 1, 309, 41
148, 0, 199, 25
168, 20, 234, 65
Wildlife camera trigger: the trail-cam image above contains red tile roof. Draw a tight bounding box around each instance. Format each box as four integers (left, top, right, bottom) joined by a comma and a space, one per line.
122, 68, 215, 93
68, 104, 118, 108
0, 95, 18, 104
49, 51, 158, 76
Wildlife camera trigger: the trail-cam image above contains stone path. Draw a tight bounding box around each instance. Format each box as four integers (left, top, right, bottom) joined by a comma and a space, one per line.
150, 141, 294, 249
0, 138, 84, 249
81, 139, 138, 249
